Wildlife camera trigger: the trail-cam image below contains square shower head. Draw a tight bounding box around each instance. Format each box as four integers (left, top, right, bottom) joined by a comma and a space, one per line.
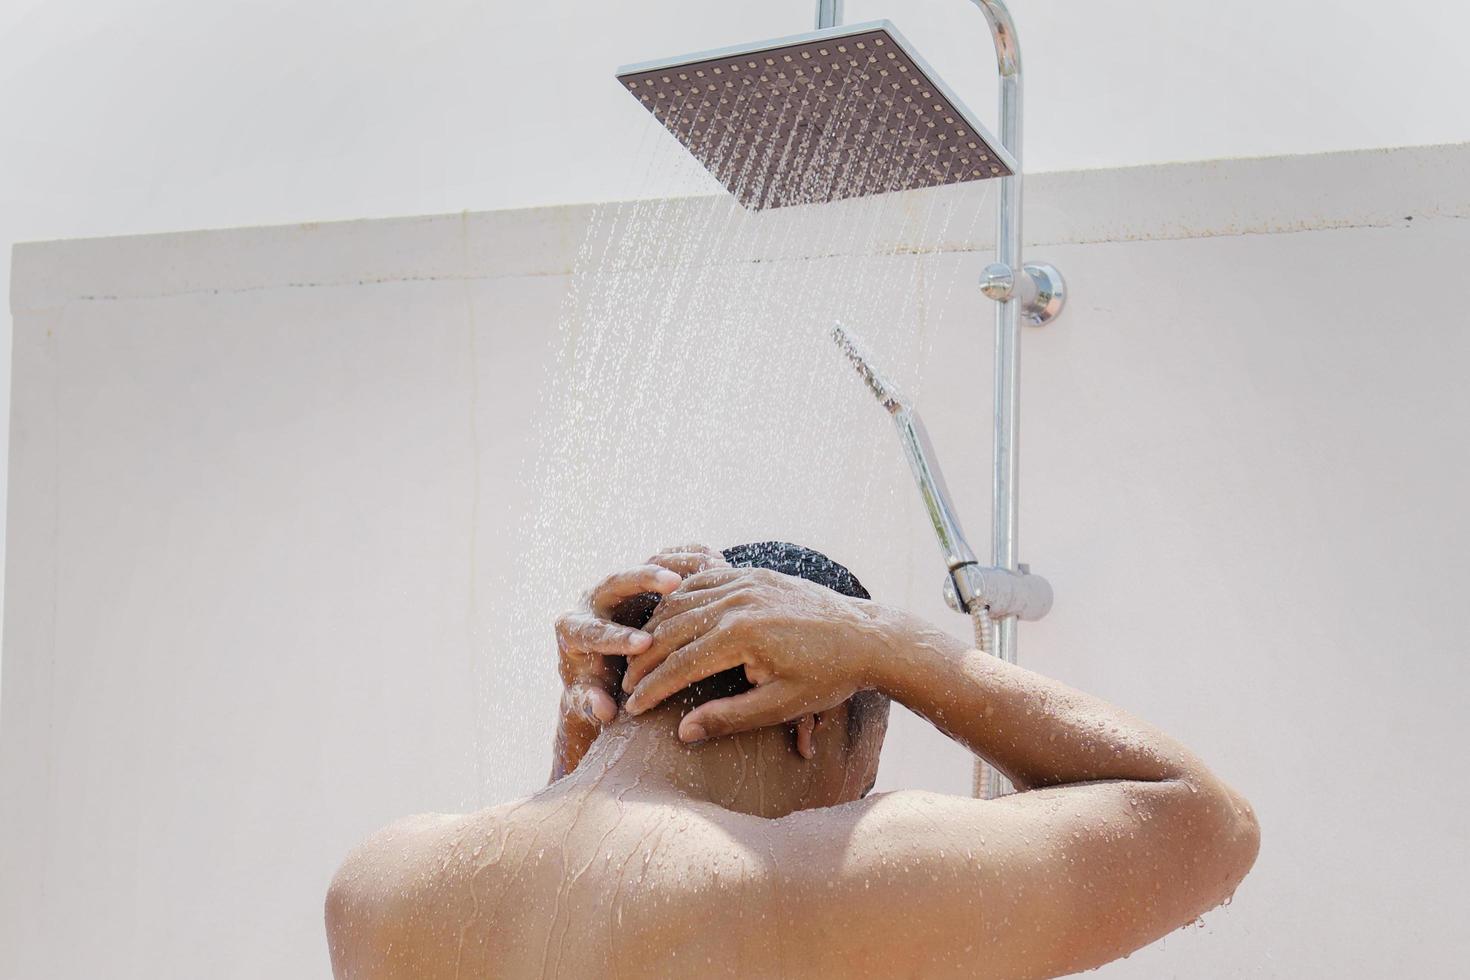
616, 20, 1016, 211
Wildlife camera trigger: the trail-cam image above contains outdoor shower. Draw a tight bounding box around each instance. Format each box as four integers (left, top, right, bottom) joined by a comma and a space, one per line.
618, 0, 1065, 798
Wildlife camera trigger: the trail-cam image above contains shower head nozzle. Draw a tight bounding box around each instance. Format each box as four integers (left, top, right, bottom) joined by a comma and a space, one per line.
617, 20, 1015, 211
831, 323, 908, 414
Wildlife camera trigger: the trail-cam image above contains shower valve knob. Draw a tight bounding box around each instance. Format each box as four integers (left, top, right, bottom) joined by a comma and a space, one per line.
980, 262, 1067, 327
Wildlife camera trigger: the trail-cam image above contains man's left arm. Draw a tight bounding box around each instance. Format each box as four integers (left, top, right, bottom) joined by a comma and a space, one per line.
549, 545, 729, 781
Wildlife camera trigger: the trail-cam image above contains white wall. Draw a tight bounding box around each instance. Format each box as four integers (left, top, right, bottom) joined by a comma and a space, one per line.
7, 0, 1470, 637
4, 143, 1467, 977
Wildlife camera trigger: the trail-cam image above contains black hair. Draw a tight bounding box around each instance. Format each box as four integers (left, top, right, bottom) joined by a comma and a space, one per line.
720, 541, 871, 601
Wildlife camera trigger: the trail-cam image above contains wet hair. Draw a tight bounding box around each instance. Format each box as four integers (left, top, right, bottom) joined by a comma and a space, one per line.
721, 541, 871, 600
616, 541, 890, 740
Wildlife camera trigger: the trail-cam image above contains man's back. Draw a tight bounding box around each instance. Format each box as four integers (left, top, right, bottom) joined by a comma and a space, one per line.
330, 772, 1254, 979
328, 555, 1258, 978
329, 780, 812, 979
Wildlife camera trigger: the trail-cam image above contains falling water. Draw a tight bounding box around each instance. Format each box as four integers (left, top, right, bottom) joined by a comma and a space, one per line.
471, 71, 994, 804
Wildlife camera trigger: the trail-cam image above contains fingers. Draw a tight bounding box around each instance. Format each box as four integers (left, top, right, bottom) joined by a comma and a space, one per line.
637, 566, 757, 633
654, 543, 723, 557
646, 545, 729, 578
589, 564, 683, 618
554, 682, 617, 780
557, 652, 624, 712
794, 713, 816, 760
556, 682, 615, 762
622, 595, 741, 691
625, 634, 745, 716
640, 578, 744, 633
557, 612, 652, 659
679, 681, 804, 742
564, 682, 618, 725
668, 566, 750, 594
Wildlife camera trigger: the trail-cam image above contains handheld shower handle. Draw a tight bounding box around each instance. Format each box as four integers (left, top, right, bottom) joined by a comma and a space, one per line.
831, 321, 1050, 621
896, 405, 1054, 621
893, 407, 980, 573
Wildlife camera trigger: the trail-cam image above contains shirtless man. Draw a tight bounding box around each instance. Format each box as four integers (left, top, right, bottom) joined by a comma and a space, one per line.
326, 541, 1259, 978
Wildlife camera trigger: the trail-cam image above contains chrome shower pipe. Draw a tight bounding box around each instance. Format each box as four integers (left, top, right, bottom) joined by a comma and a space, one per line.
973, 0, 1067, 800
979, 0, 1024, 686
970, 0, 1069, 797
814, 0, 844, 30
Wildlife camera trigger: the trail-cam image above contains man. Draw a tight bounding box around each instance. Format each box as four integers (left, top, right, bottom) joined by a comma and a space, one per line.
327, 542, 1258, 978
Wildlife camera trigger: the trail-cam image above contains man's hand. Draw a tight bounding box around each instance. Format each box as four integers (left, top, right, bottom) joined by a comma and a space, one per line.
551, 545, 729, 780
622, 567, 885, 746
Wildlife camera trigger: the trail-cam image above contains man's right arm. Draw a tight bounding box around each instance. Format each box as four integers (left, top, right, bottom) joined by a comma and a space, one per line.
779, 613, 1260, 977
624, 572, 1259, 977
873, 611, 1244, 793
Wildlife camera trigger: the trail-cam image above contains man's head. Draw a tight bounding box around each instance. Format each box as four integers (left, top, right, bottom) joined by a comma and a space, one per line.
617, 541, 890, 813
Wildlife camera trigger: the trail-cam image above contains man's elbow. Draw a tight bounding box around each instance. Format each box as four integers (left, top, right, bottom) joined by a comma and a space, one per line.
1223, 786, 1261, 888
1189, 779, 1261, 905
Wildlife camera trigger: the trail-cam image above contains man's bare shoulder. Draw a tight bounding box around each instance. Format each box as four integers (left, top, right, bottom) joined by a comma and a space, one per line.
324, 798, 541, 979
323, 788, 754, 976
331, 805, 499, 886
